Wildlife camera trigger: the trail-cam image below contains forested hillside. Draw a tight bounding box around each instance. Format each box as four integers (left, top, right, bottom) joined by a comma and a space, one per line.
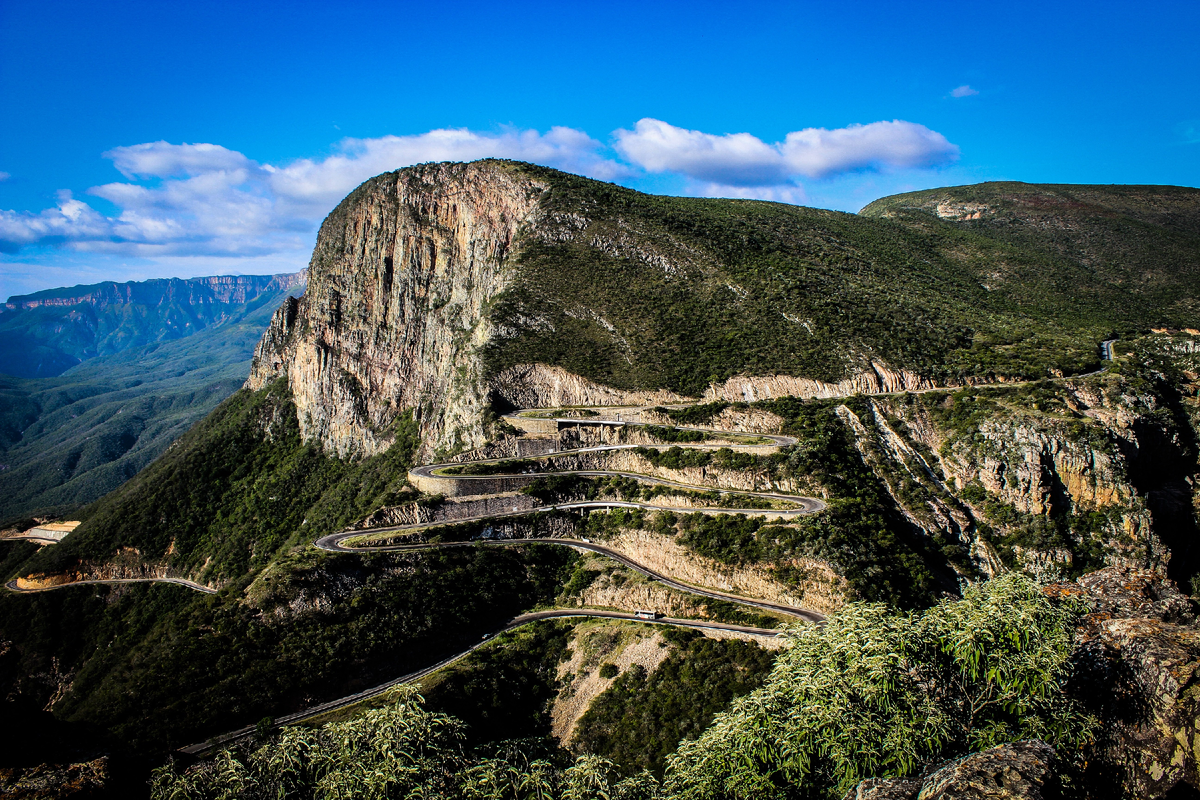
0, 278, 304, 523
3, 164, 1200, 799
0, 272, 305, 379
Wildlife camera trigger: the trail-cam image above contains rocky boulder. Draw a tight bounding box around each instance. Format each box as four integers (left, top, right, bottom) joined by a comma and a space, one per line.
842, 740, 1056, 800
1054, 567, 1200, 798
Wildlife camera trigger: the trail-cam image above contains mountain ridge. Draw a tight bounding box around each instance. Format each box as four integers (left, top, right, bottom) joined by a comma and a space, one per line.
4, 163, 1200, 799
248, 161, 1199, 463
0, 270, 307, 379
5, 271, 306, 310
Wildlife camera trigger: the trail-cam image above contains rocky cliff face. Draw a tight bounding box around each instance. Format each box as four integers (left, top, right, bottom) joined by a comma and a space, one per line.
247, 162, 549, 458
708, 362, 941, 403
842, 740, 1057, 800
834, 365, 1198, 584
1048, 567, 1200, 798
245, 160, 1053, 461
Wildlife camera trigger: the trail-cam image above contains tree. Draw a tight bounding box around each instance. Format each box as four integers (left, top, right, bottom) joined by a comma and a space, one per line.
664, 573, 1094, 799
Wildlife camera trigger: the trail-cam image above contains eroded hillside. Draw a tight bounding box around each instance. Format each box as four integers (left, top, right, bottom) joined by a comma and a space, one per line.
4, 164, 1200, 799
249, 162, 1200, 463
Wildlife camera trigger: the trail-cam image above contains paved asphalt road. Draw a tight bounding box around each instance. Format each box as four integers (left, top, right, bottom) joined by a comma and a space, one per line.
409, 459, 825, 516
4, 576, 217, 594
10, 363, 1125, 757
317, 534, 823, 622
179, 607, 791, 756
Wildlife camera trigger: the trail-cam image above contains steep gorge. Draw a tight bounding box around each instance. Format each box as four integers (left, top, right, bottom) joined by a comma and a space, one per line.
7, 165, 1200, 798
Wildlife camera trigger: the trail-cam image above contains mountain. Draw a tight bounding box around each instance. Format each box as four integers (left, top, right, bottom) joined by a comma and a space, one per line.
0, 272, 306, 379
2, 163, 1200, 799
0, 274, 305, 523
246, 164, 1198, 463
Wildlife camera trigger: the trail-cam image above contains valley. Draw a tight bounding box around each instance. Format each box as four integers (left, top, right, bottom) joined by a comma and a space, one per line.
2, 161, 1200, 798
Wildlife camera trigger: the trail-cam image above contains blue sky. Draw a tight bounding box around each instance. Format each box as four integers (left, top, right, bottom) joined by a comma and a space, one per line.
1, 0, 1197, 301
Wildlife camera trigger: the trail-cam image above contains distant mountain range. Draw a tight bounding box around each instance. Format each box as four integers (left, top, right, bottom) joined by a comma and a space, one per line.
0, 272, 306, 379
4, 163, 1200, 798
0, 272, 305, 523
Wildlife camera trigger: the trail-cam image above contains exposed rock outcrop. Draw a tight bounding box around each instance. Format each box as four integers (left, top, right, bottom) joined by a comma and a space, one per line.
13, 547, 211, 591
918, 740, 1056, 799
490, 364, 686, 410
710, 362, 939, 403
248, 162, 550, 458
0, 757, 109, 800
856, 370, 1196, 581
841, 740, 1056, 800
599, 528, 845, 614
1050, 567, 1200, 798
552, 626, 669, 744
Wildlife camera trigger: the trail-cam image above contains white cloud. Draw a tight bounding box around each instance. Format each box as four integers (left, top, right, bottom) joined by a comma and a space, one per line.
615, 118, 959, 186
781, 121, 960, 178
614, 119, 787, 186
0, 192, 111, 253
0, 172, 10, 182
0, 127, 625, 257
104, 142, 256, 178
0, 119, 958, 265
951, 85, 979, 98
693, 182, 809, 205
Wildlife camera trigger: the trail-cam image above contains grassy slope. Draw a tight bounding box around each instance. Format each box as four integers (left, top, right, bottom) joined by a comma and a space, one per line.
18, 378, 418, 585
0, 287, 295, 524
861, 182, 1200, 329
482, 166, 1200, 396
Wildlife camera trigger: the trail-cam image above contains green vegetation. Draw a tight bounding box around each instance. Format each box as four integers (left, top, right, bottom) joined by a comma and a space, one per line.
151, 688, 660, 800
573, 631, 775, 776
16, 379, 418, 584
641, 425, 708, 443
13, 171, 1200, 795
0, 544, 575, 755
151, 574, 1091, 800
632, 446, 763, 473
520, 474, 773, 511
473, 167, 1200, 398
641, 398, 953, 607
653, 404, 731, 426
0, 285, 292, 524
521, 473, 586, 503
0, 275, 298, 379
664, 574, 1094, 799
441, 458, 543, 476
423, 620, 574, 748
862, 182, 1200, 334
901, 354, 1200, 583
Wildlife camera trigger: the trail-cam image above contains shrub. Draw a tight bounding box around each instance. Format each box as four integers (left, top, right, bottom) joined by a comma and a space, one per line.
664, 573, 1094, 799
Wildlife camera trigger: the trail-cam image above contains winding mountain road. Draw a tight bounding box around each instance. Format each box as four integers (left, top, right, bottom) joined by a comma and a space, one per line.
15, 352, 1126, 753
316, 535, 823, 622
179, 407, 824, 754
4, 576, 217, 594
326, 406, 829, 621
179, 608, 785, 756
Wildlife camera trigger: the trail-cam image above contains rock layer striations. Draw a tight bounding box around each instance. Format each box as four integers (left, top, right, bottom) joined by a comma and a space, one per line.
248, 162, 548, 458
